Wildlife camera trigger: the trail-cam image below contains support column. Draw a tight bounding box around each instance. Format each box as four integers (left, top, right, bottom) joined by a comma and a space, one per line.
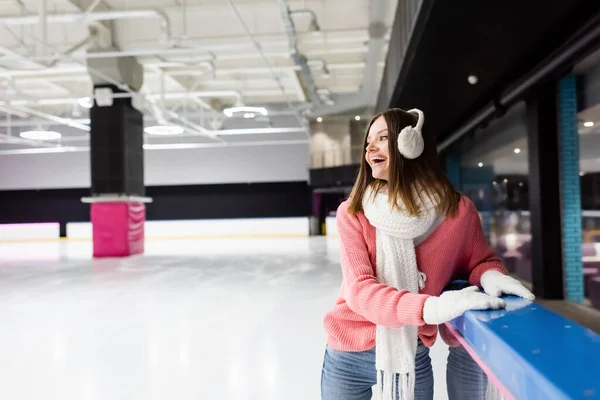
559, 75, 584, 303
84, 54, 149, 258
526, 82, 564, 299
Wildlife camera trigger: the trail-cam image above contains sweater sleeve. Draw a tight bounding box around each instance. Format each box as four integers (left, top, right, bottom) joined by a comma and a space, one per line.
336, 202, 430, 328
463, 200, 508, 286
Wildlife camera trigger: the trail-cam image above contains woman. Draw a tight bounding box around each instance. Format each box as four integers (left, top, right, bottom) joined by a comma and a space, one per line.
320, 108, 534, 400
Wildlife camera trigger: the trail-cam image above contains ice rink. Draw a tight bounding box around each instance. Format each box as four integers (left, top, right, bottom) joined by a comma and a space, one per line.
0, 237, 451, 400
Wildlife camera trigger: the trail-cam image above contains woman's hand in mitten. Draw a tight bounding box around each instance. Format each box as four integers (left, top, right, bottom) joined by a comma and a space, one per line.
422, 286, 506, 325
480, 270, 535, 300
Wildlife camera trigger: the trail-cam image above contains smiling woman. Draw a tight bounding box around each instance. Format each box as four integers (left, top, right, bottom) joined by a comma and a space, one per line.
320, 107, 534, 400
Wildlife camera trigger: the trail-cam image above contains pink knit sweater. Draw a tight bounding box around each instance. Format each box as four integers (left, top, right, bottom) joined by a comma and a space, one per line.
323, 196, 507, 351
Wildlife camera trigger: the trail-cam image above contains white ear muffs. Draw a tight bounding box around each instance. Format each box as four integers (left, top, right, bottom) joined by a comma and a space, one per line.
397, 108, 425, 159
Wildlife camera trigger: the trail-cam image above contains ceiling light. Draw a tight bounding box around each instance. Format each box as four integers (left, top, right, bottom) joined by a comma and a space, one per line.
478, 162, 483, 167
144, 125, 184, 136
355, 116, 361, 121
468, 75, 478, 85
519, 182, 523, 187
317, 117, 323, 122
514, 148, 521, 154
584, 121, 595, 127
504, 179, 508, 183
78, 97, 93, 109
580, 171, 586, 176
20, 130, 61, 140
223, 106, 268, 118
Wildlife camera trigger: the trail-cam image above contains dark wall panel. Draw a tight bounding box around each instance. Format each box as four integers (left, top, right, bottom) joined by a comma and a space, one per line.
0, 182, 311, 225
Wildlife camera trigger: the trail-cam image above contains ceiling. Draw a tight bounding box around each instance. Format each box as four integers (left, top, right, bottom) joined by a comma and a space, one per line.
380, 0, 600, 143
0, 0, 397, 154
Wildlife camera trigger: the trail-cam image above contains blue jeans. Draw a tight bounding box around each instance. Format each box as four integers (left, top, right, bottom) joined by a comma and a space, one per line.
321, 342, 487, 400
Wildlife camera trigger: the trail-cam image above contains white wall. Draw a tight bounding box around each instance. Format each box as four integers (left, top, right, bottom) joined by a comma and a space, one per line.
0, 143, 309, 190
310, 119, 352, 168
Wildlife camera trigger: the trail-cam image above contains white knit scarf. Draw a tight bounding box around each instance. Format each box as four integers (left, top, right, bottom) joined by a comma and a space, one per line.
362, 186, 439, 400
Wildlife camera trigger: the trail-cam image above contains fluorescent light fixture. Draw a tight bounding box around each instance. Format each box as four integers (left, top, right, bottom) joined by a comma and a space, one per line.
144, 125, 185, 136
584, 121, 595, 127
0, 146, 79, 155
223, 106, 268, 118
514, 148, 521, 154
355, 116, 361, 121
478, 162, 483, 167
20, 130, 62, 140
215, 127, 307, 136
78, 97, 93, 109
143, 139, 309, 150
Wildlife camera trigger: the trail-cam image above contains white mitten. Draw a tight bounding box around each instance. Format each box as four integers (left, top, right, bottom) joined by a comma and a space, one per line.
423, 286, 506, 325
480, 270, 535, 300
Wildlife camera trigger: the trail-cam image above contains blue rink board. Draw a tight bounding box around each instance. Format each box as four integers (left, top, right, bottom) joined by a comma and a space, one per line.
449, 297, 600, 399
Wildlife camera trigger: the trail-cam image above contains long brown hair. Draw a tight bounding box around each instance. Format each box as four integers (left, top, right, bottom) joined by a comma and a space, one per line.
348, 108, 461, 217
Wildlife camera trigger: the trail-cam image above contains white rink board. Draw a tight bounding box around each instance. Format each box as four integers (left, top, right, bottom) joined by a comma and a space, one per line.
0, 223, 60, 240
67, 217, 310, 239
325, 216, 338, 237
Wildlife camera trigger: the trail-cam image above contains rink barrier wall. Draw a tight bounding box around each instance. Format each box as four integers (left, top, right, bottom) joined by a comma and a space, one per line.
447, 296, 600, 400
0, 223, 60, 241
325, 216, 338, 237
0, 218, 310, 242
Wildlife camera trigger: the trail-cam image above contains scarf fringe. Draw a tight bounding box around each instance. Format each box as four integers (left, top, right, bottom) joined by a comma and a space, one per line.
376, 371, 415, 400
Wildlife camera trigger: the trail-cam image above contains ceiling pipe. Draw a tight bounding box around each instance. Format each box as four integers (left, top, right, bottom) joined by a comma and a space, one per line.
38, 0, 47, 58
14, 105, 91, 131
289, 9, 321, 32
277, 0, 322, 107
225, 0, 305, 128
0, 43, 368, 66
306, 0, 393, 117
362, 0, 388, 107
437, 14, 600, 152
0, 90, 245, 108
0, 8, 171, 44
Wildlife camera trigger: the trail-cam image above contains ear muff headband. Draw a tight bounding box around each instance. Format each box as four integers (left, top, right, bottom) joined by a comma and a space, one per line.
397, 108, 425, 159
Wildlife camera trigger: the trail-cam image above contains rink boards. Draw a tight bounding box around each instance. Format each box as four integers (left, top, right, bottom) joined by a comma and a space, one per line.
0, 218, 310, 242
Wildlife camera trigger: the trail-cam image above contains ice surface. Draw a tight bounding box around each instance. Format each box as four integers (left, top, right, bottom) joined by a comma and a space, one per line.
0, 237, 449, 399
